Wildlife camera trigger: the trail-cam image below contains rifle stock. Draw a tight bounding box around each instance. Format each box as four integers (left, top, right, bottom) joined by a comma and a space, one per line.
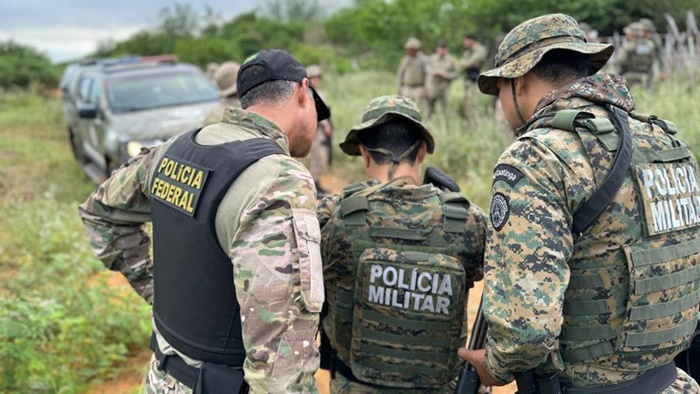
454, 299, 487, 394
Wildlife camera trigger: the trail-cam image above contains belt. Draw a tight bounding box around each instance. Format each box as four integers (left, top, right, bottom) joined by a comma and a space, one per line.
401, 84, 424, 88
150, 333, 199, 388
563, 362, 677, 394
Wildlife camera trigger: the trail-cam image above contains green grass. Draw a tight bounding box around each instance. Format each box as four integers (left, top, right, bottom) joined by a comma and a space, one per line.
0, 73, 698, 392
0, 90, 151, 393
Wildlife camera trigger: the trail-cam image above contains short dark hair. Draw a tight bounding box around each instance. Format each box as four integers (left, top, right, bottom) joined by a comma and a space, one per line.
530, 49, 595, 84
358, 118, 423, 165
239, 64, 297, 109
463, 34, 477, 40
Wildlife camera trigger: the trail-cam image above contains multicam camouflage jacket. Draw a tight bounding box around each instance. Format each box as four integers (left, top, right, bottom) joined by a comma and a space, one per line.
483, 73, 700, 392
79, 108, 323, 394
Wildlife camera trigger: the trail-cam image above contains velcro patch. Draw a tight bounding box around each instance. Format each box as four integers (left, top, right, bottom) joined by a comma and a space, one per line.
150, 154, 210, 217
493, 164, 524, 186
490, 193, 510, 231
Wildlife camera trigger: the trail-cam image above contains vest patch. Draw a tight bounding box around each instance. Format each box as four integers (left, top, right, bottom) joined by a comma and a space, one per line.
150, 154, 210, 217
633, 162, 700, 236
493, 164, 524, 186
366, 264, 454, 315
490, 192, 510, 231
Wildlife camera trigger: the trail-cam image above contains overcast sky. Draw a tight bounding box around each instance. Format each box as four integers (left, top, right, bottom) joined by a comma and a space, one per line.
0, 0, 348, 63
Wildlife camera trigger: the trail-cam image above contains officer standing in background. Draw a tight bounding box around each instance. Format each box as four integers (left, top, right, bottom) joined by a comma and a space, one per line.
317, 95, 487, 393
458, 34, 488, 123
616, 22, 657, 87
396, 37, 429, 108
79, 49, 331, 393
202, 60, 241, 126
306, 64, 333, 196
427, 39, 458, 120
458, 13, 700, 393
639, 17, 667, 81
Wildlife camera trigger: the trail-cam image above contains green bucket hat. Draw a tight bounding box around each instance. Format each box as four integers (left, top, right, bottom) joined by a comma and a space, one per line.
478, 13, 614, 96
339, 95, 435, 156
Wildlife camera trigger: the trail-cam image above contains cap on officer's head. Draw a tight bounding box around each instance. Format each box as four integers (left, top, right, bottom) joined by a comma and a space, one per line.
236, 49, 331, 121
339, 95, 434, 156
404, 37, 421, 50
306, 64, 323, 79
213, 61, 241, 98
638, 18, 655, 33
478, 13, 614, 96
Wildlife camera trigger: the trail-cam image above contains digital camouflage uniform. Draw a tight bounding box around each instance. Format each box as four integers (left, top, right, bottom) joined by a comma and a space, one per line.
459, 40, 488, 122
478, 14, 700, 393
317, 96, 488, 393
203, 61, 241, 126
79, 107, 323, 394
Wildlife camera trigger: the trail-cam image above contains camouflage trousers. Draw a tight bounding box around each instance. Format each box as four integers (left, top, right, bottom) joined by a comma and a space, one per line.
142, 354, 193, 394
329, 373, 456, 394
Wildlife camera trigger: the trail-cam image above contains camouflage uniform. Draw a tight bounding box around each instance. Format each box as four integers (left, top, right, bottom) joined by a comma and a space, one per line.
79, 107, 323, 393
477, 14, 700, 393
318, 96, 488, 393
428, 45, 458, 118
203, 61, 241, 126
616, 22, 657, 87
397, 38, 429, 107
459, 39, 488, 122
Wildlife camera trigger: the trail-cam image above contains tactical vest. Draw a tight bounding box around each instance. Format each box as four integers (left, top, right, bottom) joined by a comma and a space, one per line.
325, 179, 471, 388
150, 129, 285, 365
626, 40, 654, 73
531, 109, 700, 366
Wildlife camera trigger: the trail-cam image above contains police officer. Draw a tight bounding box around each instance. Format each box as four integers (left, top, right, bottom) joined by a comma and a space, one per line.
616, 22, 657, 87
458, 13, 700, 393
79, 49, 331, 393
427, 39, 459, 120
396, 38, 429, 107
458, 34, 488, 123
202, 60, 241, 126
317, 95, 487, 393
306, 64, 333, 196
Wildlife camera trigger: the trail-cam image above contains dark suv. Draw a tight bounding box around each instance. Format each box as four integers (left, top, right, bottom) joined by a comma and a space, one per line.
61, 56, 220, 182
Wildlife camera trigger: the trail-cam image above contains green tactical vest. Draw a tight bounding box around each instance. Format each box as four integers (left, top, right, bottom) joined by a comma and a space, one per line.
324, 179, 471, 388
533, 109, 700, 366
626, 40, 655, 74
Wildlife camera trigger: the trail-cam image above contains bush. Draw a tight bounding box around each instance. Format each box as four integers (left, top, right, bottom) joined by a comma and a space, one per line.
0, 41, 58, 89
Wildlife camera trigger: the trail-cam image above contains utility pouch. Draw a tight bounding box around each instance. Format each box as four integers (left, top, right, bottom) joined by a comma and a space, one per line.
196, 362, 248, 394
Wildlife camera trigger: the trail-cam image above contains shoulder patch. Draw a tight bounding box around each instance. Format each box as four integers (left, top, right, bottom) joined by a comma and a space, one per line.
490, 193, 510, 231
493, 164, 524, 186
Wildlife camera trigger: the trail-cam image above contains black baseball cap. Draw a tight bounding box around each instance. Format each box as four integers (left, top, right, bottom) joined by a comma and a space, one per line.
237, 49, 331, 121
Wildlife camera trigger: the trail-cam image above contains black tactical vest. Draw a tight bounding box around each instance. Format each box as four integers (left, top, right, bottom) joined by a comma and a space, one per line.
149, 129, 285, 365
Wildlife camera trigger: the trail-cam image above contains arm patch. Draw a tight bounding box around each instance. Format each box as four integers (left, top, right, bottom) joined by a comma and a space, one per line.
490, 193, 510, 231
493, 164, 524, 187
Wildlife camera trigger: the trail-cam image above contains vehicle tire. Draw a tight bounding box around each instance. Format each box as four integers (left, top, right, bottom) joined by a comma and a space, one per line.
68, 128, 87, 163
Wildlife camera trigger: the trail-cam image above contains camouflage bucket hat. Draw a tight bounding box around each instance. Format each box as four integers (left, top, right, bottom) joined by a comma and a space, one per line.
340, 95, 435, 156
478, 13, 614, 96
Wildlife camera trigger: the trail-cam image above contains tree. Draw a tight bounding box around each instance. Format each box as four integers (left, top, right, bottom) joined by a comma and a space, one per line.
0, 41, 58, 89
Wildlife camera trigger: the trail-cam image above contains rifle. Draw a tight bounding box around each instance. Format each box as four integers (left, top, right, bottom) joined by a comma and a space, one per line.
454, 299, 488, 394
423, 166, 460, 192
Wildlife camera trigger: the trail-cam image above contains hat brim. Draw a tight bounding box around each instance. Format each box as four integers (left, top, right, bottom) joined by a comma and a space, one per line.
478, 42, 614, 96
220, 84, 237, 98
311, 87, 331, 122
339, 112, 435, 156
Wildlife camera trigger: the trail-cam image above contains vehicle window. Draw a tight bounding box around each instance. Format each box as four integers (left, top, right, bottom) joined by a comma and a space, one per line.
88, 79, 101, 106
78, 77, 94, 103
106, 70, 219, 112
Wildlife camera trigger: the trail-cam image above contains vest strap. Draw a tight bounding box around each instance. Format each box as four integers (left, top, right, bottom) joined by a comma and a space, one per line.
634, 264, 700, 294
551, 109, 593, 131
567, 274, 604, 289
561, 341, 614, 363
370, 226, 429, 241
362, 309, 453, 332
563, 299, 610, 316
560, 324, 615, 341
571, 105, 633, 235
630, 237, 700, 268
630, 287, 700, 320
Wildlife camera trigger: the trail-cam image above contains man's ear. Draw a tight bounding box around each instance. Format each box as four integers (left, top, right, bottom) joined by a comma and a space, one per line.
416, 141, 428, 164
298, 78, 311, 106
358, 145, 371, 168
